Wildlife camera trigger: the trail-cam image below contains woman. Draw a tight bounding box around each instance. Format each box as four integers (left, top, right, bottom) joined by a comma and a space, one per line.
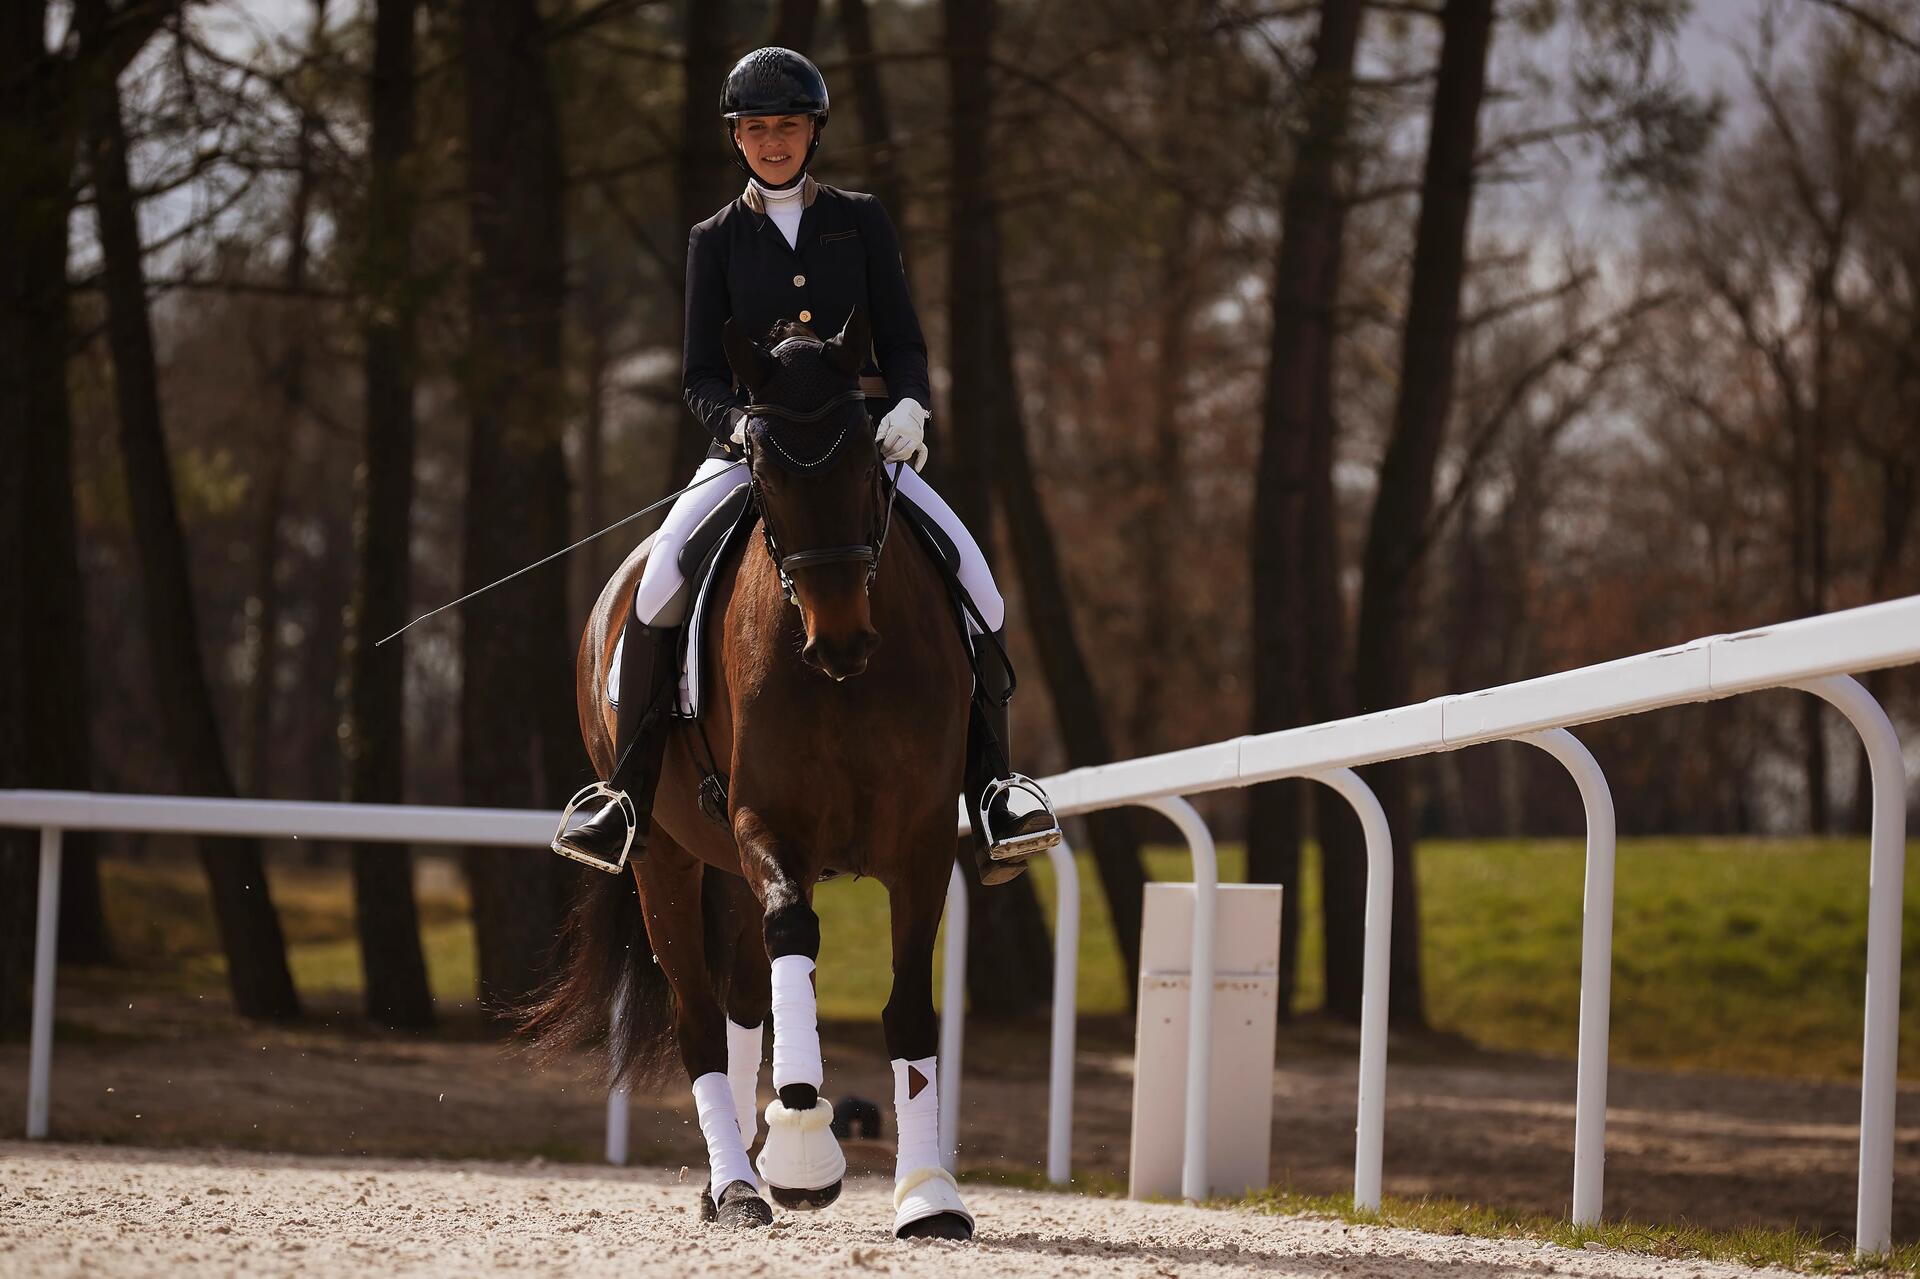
554, 47, 1060, 885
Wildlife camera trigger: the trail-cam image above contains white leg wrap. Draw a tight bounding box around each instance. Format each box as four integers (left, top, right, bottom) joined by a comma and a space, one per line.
727, 1019, 764, 1150
892, 1056, 941, 1181
692, 1072, 756, 1205
769, 954, 823, 1090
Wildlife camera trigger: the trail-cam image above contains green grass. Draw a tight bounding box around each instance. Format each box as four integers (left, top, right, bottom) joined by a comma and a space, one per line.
1238, 1185, 1920, 1275
96, 835, 1920, 1081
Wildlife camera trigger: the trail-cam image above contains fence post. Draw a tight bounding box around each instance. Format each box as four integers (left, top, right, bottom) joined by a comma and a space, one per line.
939, 861, 968, 1172
1137, 797, 1218, 1202
1518, 729, 1617, 1226
28, 826, 63, 1140
1311, 771, 1392, 1212
1794, 675, 1905, 1257
1045, 838, 1081, 1185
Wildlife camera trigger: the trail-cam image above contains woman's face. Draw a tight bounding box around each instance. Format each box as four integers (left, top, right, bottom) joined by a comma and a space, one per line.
736, 114, 814, 186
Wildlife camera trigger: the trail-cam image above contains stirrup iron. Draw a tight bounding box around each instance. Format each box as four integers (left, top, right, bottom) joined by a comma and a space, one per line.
980, 773, 1061, 862
550, 781, 637, 874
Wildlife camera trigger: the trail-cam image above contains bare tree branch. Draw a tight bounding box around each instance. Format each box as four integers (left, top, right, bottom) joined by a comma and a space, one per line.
1803, 0, 1920, 58
1463, 267, 1597, 332
1423, 290, 1676, 554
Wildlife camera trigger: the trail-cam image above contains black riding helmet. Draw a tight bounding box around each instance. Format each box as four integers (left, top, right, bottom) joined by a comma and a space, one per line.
720, 47, 829, 189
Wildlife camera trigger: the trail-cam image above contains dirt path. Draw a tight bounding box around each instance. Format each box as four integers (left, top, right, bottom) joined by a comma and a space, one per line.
3, 981, 1916, 1247
0, 1142, 1807, 1279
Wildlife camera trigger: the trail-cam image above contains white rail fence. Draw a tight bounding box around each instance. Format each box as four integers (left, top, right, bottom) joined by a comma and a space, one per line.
4, 593, 1915, 1252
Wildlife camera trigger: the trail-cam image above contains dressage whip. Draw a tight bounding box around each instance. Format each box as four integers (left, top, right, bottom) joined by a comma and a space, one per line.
374, 461, 746, 647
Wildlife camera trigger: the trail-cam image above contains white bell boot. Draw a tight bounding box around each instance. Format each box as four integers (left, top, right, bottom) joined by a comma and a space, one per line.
893, 1165, 974, 1240
755, 1093, 846, 1209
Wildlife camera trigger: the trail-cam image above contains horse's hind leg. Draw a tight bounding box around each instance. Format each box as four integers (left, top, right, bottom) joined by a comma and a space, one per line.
721, 874, 771, 1153
734, 808, 845, 1209
636, 839, 770, 1228
884, 826, 975, 1242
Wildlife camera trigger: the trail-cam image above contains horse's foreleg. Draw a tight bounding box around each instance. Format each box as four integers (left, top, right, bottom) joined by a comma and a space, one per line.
736, 807, 845, 1209
636, 850, 769, 1228
884, 838, 975, 1242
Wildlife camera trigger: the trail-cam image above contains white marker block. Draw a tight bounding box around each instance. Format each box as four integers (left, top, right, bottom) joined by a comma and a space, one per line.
1128, 883, 1282, 1200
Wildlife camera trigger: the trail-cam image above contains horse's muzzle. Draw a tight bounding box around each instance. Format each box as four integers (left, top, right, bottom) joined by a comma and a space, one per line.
802, 629, 881, 681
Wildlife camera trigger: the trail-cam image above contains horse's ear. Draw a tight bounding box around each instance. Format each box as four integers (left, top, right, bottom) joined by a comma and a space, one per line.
824, 306, 868, 376
724, 318, 776, 392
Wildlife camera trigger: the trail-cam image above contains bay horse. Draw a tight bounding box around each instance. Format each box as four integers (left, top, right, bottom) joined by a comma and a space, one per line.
523, 309, 978, 1239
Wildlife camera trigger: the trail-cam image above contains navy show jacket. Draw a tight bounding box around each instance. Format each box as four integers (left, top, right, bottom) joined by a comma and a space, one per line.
682, 182, 931, 445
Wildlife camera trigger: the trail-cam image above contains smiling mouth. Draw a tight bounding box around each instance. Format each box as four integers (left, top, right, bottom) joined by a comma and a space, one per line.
764, 154, 792, 164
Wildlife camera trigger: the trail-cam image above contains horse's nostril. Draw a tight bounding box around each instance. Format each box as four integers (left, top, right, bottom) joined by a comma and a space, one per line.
803, 633, 878, 681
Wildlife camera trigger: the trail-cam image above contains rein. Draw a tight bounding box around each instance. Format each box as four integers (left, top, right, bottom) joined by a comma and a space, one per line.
744, 392, 902, 606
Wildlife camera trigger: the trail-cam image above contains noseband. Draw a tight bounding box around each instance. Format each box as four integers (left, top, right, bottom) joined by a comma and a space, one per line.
743, 389, 901, 607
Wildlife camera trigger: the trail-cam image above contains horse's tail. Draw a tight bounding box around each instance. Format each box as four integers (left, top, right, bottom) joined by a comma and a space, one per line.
518, 863, 735, 1091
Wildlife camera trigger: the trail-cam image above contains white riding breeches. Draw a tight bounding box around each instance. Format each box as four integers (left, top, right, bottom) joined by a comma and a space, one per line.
631, 455, 1006, 633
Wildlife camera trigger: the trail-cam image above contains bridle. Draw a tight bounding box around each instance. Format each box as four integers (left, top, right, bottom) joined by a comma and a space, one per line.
743, 387, 902, 608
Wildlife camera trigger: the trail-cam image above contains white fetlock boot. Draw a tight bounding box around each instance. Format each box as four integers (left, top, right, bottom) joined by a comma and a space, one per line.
889, 1055, 974, 1241
755, 1094, 845, 1209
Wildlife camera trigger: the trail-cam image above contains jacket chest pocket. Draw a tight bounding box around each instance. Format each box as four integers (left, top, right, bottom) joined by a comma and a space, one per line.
818, 229, 861, 245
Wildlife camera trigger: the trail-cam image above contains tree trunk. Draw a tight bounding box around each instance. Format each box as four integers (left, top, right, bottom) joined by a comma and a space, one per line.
346, 0, 434, 1030
246, 0, 324, 798
671, 0, 738, 485
835, 0, 909, 253
1346, 0, 1497, 1029
85, 29, 301, 1022
461, 0, 580, 1015
987, 271, 1151, 1000
768, 0, 819, 51
3, 0, 86, 1017
1248, 0, 1365, 1018
943, 0, 1055, 1020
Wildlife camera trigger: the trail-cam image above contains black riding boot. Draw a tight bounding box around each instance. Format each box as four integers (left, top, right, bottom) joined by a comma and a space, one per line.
552, 620, 679, 872
963, 628, 1062, 887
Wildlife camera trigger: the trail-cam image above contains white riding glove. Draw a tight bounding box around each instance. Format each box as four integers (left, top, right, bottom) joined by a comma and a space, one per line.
729, 410, 747, 449
876, 398, 929, 472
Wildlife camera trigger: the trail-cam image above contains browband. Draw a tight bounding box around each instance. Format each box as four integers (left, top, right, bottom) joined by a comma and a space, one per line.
743, 388, 868, 425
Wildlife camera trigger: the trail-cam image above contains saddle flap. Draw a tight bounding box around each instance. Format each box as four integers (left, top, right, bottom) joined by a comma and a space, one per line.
678, 487, 762, 719
896, 494, 961, 576
677, 483, 753, 580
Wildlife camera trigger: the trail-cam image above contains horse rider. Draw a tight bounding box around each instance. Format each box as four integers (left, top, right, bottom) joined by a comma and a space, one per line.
553, 47, 1062, 885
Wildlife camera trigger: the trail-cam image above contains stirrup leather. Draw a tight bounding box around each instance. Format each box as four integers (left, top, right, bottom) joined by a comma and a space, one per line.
980, 773, 1061, 862
550, 781, 638, 874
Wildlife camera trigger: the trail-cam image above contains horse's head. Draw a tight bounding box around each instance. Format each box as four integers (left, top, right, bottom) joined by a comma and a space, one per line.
725, 308, 888, 682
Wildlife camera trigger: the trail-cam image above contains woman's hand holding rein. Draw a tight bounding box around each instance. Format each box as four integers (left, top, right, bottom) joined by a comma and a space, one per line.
876, 398, 929, 472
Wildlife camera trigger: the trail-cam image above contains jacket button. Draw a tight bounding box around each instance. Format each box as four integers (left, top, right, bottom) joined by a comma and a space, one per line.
798, 310, 812, 323
792, 274, 806, 287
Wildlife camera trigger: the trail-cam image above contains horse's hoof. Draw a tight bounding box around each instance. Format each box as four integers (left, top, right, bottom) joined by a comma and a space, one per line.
705, 1179, 772, 1229
756, 1095, 847, 1209
769, 1178, 841, 1210
893, 1165, 975, 1241
829, 1094, 882, 1140
897, 1211, 973, 1241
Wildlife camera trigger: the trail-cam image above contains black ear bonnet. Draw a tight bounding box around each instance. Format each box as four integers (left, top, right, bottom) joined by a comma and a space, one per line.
746, 328, 871, 476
